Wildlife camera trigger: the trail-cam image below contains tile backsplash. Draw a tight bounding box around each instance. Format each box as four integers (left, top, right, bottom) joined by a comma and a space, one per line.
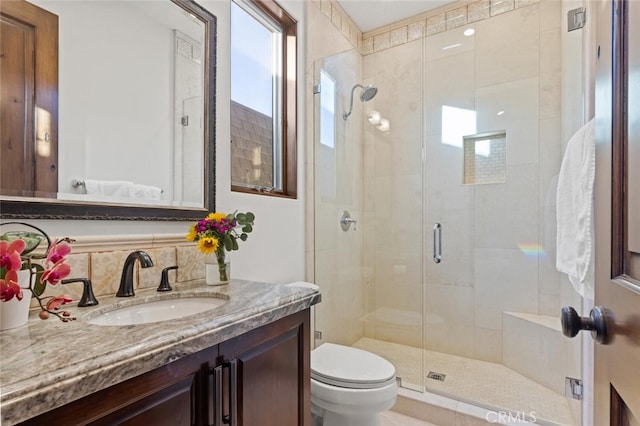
33, 234, 203, 307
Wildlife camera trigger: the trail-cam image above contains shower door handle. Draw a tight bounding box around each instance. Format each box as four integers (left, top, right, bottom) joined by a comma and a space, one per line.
433, 223, 442, 263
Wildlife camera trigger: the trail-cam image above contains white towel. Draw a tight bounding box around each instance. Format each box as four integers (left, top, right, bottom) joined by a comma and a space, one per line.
84, 180, 135, 198
133, 184, 162, 200
556, 119, 595, 299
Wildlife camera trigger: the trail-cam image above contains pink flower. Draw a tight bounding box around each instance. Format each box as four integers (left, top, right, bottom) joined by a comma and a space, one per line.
0, 270, 23, 302
40, 260, 71, 285
46, 239, 72, 265
0, 239, 26, 271
46, 294, 73, 311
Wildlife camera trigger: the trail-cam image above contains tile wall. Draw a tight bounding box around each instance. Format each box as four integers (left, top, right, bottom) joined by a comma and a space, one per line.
34, 235, 206, 306
308, 0, 546, 57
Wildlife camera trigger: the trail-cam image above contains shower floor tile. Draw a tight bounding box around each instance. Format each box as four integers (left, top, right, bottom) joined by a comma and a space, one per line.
353, 337, 574, 426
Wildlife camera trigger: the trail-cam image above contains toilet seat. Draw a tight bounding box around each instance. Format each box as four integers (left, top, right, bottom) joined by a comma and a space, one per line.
311, 343, 396, 389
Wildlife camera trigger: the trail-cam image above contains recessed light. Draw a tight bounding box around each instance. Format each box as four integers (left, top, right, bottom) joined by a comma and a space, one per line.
497, 111, 505, 116
463, 28, 475, 37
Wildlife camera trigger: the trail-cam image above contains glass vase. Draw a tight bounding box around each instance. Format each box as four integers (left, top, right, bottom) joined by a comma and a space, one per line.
205, 249, 230, 285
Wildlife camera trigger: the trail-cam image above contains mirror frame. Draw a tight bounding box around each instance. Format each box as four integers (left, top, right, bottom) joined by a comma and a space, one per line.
0, 0, 216, 221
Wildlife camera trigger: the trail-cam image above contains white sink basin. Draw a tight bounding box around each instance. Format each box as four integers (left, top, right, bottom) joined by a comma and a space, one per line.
87, 297, 227, 326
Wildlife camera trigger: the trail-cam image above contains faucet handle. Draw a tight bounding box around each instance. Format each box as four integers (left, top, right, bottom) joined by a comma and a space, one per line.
62, 278, 99, 307
157, 266, 178, 292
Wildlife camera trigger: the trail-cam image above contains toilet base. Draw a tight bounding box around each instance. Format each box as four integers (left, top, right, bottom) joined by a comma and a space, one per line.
312, 402, 382, 426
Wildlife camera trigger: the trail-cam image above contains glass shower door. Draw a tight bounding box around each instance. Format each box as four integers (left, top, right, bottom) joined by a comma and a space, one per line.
312, 48, 425, 392
420, 7, 583, 424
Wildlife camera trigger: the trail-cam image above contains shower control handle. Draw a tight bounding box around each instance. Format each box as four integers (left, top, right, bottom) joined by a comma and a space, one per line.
340, 211, 357, 231
561, 306, 609, 344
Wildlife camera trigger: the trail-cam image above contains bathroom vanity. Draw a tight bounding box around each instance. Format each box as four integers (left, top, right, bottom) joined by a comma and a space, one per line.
0, 280, 320, 425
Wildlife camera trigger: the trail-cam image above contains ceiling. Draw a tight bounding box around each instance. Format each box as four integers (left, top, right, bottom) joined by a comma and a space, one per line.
335, 0, 454, 33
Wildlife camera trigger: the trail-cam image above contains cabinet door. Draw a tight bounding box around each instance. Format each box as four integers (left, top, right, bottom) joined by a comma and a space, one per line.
19, 346, 218, 426
219, 310, 310, 426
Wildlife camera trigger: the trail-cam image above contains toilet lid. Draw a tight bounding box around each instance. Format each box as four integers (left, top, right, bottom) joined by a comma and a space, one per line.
311, 343, 396, 389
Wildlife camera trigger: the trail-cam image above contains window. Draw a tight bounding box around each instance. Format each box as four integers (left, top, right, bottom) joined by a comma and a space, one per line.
230, 0, 297, 197
318, 70, 337, 199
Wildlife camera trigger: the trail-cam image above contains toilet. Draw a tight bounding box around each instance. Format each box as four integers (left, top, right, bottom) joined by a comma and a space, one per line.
310, 343, 398, 426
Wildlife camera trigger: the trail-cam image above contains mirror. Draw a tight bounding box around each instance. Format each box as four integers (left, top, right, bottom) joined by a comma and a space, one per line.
0, 0, 216, 220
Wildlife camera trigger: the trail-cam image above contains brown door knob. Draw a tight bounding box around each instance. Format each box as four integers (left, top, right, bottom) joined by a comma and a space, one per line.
561, 306, 609, 344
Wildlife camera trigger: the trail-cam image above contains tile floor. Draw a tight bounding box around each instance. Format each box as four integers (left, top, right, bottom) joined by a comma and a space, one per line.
381, 410, 438, 426
354, 338, 574, 426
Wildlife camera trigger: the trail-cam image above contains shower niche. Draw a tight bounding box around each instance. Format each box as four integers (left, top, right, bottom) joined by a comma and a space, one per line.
463, 131, 507, 185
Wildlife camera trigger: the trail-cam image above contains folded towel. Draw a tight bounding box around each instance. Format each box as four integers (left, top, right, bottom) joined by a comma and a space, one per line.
556, 119, 595, 299
84, 180, 135, 198
133, 184, 162, 200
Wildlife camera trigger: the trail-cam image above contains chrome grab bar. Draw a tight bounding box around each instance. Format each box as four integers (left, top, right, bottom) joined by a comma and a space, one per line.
433, 223, 442, 263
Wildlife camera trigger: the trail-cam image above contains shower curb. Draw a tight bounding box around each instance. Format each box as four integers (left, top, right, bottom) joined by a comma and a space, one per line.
392, 387, 570, 426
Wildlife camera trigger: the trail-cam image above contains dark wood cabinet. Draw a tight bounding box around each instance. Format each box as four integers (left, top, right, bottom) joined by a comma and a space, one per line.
19, 310, 310, 426
219, 309, 310, 426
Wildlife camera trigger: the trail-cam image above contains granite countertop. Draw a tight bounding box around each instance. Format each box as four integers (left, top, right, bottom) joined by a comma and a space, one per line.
0, 280, 321, 425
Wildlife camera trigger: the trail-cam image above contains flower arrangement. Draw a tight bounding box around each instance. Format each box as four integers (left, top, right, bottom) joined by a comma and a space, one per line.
186, 211, 255, 282
0, 222, 75, 322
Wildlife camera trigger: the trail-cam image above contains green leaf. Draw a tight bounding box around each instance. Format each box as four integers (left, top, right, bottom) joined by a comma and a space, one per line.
240, 234, 248, 241
232, 238, 239, 250
1, 231, 46, 255
242, 224, 253, 233
236, 213, 246, 223
33, 274, 46, 297
223, 234, 234, 251
246, 212, 255, 222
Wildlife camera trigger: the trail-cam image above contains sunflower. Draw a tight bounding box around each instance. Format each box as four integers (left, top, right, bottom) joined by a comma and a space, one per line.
185, 225, 198, 242
206, 212, 226, 222
198, 236, 219, 254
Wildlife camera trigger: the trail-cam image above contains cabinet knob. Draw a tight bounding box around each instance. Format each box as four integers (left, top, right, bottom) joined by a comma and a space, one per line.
561, 305, 609, 344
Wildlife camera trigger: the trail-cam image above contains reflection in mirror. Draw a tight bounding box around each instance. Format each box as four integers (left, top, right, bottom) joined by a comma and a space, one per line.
0, 0, 216, 220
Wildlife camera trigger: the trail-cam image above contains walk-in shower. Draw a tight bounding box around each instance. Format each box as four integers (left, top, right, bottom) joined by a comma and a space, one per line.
343, 83, 378, 120
313, 1, 587, 425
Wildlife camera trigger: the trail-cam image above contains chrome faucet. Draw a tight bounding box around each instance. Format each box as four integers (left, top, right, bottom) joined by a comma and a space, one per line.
116, 250, 154, 297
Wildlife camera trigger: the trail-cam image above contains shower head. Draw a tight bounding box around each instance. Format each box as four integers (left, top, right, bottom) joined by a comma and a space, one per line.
343, 83, 378, 120
359, 85, 378, 102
